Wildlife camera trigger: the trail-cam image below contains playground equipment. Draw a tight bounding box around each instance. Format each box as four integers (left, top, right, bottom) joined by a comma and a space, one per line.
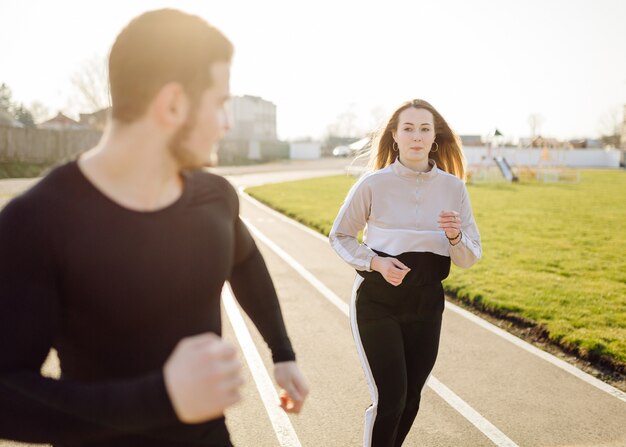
469, 128, 520, 183
494, 156, 518, 182
469, 155, 519, 183
468, 129, 580, 184
533, 143, 580, 183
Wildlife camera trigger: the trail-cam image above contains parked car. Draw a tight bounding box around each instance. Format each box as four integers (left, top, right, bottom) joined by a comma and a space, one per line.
332, 137, 373, 157
332, 145, 351, 157
348, 137, 372, 154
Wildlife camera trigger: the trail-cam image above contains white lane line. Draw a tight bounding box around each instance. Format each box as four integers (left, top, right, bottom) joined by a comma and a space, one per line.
240, 189, 626, 404
428, 377, 518, 447
241, 217, 349, 317
444, 302, 626, 403
222, 283, 303, 447
239, 187, 328, 243
242, 217, 519, 447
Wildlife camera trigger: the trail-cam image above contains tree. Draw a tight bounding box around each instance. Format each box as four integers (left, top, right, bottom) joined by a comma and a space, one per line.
13, 104, 35, 127
70, 55, 111, 113
527, 113, 544, 140
368, 106, 387, 132
598, 105, 622, 148
0, 83, 13, 111
326, 104, 361, 139
0, 83, 37, 126
28, 101, 52, 124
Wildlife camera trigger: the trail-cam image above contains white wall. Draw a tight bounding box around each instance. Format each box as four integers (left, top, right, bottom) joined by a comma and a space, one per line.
227, 95, 277, 141
248, 140, 261, 160
289, 142, 321, 160
464, 147, 622, 168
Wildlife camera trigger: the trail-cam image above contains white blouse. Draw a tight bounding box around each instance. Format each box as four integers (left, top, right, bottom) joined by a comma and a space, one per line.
329, 158, 482, 271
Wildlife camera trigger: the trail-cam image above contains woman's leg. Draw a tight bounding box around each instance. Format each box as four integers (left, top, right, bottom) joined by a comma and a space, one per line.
394, 316, 443, 446
356, 315, 408, 447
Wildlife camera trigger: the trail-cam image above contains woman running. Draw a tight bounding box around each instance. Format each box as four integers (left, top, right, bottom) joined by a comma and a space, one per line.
330, 99, 482, 447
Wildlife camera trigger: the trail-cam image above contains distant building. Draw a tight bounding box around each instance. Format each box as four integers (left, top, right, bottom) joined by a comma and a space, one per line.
585, 139, 603, 149
219, 95, 287, 164
79, 108, 110, 130
568, 139, 586, 149
290, 142, 321, 160
568, 138, 603, 149
531, 136, 566, 149
459, 135, 484, 147
224, 95, 277, 141
39, 112, 85, 130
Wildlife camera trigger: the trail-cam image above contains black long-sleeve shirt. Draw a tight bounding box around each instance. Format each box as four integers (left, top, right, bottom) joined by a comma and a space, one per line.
0, 161, 295, 446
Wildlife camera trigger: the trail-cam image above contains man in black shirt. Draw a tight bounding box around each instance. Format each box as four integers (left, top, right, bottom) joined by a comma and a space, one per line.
0, 9, 308, 446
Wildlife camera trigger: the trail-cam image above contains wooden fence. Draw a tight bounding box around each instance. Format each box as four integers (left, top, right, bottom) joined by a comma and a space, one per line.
0, 125, 102, 163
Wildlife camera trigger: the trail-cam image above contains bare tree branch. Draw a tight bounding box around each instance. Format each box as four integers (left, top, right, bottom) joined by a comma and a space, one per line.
528, 113, 544, 139
70, 55, 111, 113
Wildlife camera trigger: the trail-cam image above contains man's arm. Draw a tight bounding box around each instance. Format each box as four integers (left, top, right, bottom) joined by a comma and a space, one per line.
228, 212, 309, 413
228, 216, 296, 363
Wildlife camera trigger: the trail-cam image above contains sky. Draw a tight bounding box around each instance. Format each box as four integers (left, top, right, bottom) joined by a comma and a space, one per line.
1, 0, 625, 141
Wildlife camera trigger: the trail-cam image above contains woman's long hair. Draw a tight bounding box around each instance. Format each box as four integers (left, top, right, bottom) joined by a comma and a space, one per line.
367, 99, 466, 180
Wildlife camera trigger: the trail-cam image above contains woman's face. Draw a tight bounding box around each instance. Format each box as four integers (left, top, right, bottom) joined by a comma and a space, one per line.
393, 107, 436, 166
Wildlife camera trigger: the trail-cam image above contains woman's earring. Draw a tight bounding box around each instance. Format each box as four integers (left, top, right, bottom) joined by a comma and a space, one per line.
431, 141, 439, 152
393, 142, 399, 152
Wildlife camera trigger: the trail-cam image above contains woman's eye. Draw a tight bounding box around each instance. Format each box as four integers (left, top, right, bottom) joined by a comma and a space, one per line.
421, 128, 430, 132
404, 127, 412, 131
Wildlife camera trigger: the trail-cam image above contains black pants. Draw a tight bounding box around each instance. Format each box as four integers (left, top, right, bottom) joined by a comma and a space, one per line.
359, 317, 441, 447
353, 274, 444, 447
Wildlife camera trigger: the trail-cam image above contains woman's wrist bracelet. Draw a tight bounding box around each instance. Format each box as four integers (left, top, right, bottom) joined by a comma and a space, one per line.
447, 230, 462, 244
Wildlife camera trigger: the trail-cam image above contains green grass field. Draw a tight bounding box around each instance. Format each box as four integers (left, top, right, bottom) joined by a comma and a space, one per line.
0, 161, 51, 179
246, 170, 626, 369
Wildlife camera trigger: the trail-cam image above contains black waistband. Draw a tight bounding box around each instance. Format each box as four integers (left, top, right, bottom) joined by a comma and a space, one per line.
357, 249, 450, 287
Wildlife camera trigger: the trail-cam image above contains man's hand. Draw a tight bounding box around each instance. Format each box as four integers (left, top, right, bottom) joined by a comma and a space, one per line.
371, 256, 410, 286
274, 361, 309, 414
163, 333, 243, 424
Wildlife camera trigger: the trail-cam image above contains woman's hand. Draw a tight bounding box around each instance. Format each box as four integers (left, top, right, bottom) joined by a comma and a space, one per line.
370, 256, 410, 286
438, 211, 462, 245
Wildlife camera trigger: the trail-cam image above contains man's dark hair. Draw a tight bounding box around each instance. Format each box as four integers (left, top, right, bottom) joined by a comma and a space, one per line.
108, 9, 233, 123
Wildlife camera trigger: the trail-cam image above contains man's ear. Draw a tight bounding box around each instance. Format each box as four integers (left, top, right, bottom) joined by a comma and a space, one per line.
151, 82, 189, 129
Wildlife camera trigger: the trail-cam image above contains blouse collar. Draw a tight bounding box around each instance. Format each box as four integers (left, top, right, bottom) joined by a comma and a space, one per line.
391, 157, 439, 180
